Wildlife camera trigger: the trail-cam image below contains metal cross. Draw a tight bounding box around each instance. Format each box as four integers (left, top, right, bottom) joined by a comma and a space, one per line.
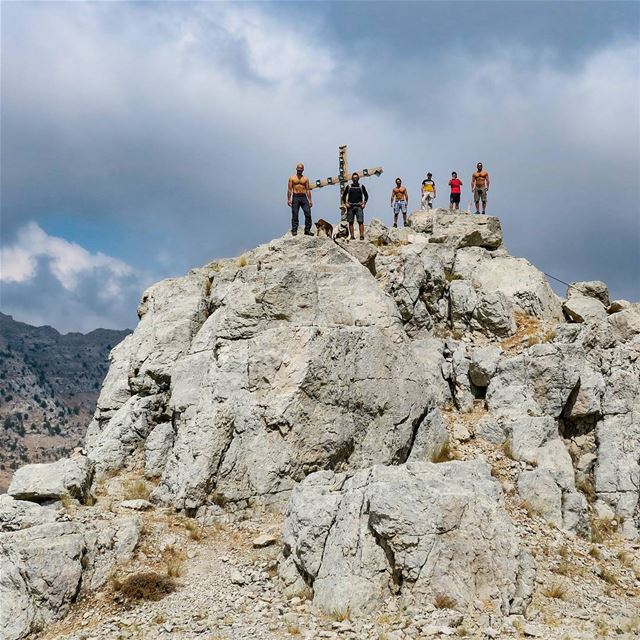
310, 145, 383, 221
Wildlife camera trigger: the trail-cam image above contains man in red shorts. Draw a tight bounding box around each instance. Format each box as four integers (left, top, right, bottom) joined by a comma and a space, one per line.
448, 171, 463, 211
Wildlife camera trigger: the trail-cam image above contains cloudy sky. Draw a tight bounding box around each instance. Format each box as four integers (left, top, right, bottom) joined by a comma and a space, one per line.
1, 1, 638, 333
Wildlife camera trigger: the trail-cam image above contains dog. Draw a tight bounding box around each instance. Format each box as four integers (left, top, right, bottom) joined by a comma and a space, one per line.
333, 222, 350, 241
314, 218, 333, 239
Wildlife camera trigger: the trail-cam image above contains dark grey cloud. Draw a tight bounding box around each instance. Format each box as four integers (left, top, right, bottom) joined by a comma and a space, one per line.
1, 1, 638, 332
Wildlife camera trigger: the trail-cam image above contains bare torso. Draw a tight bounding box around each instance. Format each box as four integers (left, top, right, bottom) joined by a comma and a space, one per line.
392, 186, 408, 201
473, 171, 489, 188
289, 174, 310, 194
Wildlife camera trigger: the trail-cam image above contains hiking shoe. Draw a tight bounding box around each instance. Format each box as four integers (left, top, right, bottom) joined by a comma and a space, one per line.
359, 235, 365, 241
304, 230, 313, 236
291, 230, 298, 236
474, 210, 480, 215
393, 223, 398, 228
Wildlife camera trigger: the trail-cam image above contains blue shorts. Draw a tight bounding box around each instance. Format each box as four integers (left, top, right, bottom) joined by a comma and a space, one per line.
393, 200, 408, 216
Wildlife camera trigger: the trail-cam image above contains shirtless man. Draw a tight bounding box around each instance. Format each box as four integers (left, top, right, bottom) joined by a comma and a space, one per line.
287, 163, 313, 236
471, 162, 490, 215
390, 178, 409, 227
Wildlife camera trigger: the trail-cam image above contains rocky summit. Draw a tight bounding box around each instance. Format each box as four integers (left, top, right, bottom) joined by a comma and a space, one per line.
1, 209, 639, 640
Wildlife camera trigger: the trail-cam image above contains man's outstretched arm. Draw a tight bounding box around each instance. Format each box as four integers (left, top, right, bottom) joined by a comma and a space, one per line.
287, 178, 293, 206
306, 178, 313, 207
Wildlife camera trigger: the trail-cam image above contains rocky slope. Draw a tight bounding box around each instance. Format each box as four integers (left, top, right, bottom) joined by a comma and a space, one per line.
0, 314, 130, 491
1, 209, 638, 640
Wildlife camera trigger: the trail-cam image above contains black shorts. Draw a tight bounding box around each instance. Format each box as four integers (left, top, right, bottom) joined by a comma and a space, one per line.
450, 193, 460, 204
346, 206, 364, 224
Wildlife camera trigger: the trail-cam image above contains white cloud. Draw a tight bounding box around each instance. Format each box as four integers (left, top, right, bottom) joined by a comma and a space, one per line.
0, 222, 133, 293
1, 0, 638, 336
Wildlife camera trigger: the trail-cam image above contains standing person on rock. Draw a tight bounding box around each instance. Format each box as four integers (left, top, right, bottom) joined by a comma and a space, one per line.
421, 172, 436, 210
287, 163, 313, 236
341, 172, 369, 240
471, 162, 490, 214
448, 171, 463, 211
390, 178, 409, 227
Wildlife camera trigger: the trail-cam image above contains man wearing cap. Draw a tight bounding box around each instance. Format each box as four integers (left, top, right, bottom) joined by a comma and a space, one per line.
287, 163, 313, 236
471, 162, 490, 215
421, 173, 436, 210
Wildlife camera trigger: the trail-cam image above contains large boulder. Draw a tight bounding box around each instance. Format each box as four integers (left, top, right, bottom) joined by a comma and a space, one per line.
408, 209, 503, 250
452, 248, 563, 321
0, 495, 61, 532
86, 237, 436, 511
0, 515, 141, 640
8, 456, 93, 503
280, 461, 534, 615
563, 295, 608, 324
0, 522, 85, 640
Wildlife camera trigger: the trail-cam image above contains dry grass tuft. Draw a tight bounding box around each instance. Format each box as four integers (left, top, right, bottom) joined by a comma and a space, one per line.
287, 626, 301, 636
123, 478, 150, 501
237, 254, 248, 268
329, 608, 351, 622
542, 582, 567, 600
60, 494, 77, 515
182, 517, 205, 541
434, 593, 457, 609
501, 439, 514, 460
588, 545, 602, 560
163, 545, 185, 578
553, 560, 575, 577
599, 565, 618, 585
520, 500, 539, 519
113, 571, 176, 602
621, 617, 640, 634
591, 517, 618, 543
431, 441, 454, 463
576, 476, 597, 503
616, 550, 634, 568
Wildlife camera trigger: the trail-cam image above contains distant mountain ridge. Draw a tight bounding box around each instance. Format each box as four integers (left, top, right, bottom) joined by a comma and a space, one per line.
0, 312, 130, 491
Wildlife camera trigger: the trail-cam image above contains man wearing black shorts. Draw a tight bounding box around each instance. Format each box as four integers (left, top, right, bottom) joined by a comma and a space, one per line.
341, 173, 369, 240
448, 171, 463, 211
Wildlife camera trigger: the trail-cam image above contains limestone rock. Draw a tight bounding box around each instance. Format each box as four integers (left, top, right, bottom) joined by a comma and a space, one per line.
336, 238, 378, 275
8, 456, 93, 503
365, 218, 390, 246
281, 461, 534, 615
144, 422, 175, 479
452, 248, 563, 321
568, 281, 610, 307
563, 295, 608, 324
0, 522, 85, 640
0, 495, 61, 532
607, 299, 630, 314
469, 346, 502, 387
408, 209, 503, 250
407, 407, 450, 463
472, 291, 516, 337
449, 280, 477, 328
85, 237, 435, 511
87, 394, 168, 475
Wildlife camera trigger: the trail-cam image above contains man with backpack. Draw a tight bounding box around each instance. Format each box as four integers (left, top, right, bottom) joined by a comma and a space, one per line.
341, 173, 369, 240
